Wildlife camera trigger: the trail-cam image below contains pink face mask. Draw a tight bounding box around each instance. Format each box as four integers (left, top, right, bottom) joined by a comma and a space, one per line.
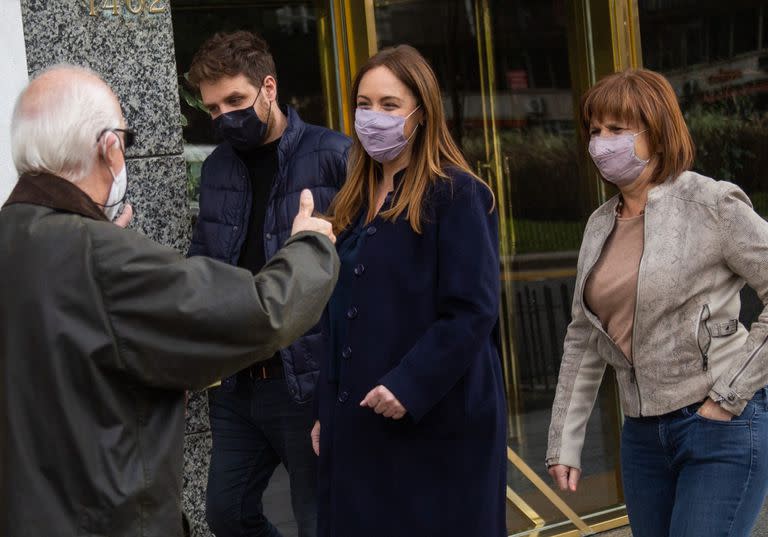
354, 107, 420, 163
588, 130, 649, 187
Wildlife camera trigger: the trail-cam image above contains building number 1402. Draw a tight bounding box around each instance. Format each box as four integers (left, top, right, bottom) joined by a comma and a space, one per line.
87, 0, 167, 16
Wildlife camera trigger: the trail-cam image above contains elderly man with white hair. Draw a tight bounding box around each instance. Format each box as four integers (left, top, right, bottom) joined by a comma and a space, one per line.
0, 65, 339, 537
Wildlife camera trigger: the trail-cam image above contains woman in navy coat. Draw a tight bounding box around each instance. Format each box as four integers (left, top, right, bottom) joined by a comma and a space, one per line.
313, 45, 507, 537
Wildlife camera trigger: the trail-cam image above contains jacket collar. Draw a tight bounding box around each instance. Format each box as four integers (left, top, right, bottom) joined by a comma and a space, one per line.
593, 171, 686, 226
647, 171, 686, 201
277, 105, 305, 166
2, 173, 109, 222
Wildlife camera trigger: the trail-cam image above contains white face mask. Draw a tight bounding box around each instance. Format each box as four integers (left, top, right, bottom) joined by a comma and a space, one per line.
103, 164, 127, 221
100, 133, 128, 221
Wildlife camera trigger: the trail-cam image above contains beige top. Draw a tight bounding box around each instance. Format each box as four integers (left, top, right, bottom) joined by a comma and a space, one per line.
584, 214, 644, 361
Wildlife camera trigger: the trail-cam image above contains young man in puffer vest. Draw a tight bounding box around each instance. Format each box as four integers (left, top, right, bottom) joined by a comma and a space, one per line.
187, 31, 350, 537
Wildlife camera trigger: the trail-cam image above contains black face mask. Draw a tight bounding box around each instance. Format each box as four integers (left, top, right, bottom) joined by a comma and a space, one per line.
212, 87, 271, 151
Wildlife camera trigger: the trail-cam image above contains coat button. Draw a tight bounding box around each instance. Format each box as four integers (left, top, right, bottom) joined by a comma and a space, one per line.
338, 391, 349, 403
727, 393, 736, 402
265, 233, 272, 240
366, 226, 377, 236
346, 306, 358, 319
353, 264, 365, 276
342, 346, 352, 359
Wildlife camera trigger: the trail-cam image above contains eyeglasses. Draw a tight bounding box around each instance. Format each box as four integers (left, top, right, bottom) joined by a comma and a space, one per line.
97, 128, 136, 149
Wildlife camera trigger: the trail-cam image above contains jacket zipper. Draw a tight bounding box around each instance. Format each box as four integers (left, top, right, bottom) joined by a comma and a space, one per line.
728, 333, 768, 388
579, 205, 644, 416
628, 205, 647, 416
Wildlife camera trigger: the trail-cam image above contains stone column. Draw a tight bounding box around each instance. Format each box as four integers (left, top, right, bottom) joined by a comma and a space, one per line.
19, 1, 210, 535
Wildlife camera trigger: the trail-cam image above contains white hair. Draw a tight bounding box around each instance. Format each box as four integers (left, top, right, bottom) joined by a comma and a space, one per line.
11, 64, 123, 183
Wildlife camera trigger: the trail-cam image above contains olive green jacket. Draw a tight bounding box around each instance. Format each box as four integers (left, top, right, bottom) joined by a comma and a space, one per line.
0, 173, 339, 536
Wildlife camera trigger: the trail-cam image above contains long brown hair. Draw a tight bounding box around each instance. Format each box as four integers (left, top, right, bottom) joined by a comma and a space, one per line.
330, 45, 492, 234
580, 68, 695, 184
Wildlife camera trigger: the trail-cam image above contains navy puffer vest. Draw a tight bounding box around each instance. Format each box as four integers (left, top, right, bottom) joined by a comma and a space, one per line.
189, 106, 350, 402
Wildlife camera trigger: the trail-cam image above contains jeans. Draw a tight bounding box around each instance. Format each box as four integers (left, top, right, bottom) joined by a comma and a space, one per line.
621, 386, 768, 537
205, 375, 317, 537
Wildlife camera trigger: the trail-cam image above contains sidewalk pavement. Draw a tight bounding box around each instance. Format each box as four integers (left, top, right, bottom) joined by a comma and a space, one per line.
263, 464, 768, 536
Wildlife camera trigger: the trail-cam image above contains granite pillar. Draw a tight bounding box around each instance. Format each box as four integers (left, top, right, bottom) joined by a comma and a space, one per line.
19, 0, 188, 250
19, 1, 210, 535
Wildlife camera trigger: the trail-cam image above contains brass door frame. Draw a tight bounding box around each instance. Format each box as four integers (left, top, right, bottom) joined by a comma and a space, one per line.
568, 0, 643, 207
319, 0, 377, 134
324, 1, 644, 535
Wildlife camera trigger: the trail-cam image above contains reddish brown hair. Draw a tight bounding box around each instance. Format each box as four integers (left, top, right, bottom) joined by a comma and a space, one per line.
330, 45, 492, 234
188, 31, 276, 89
581, 68, 695, 183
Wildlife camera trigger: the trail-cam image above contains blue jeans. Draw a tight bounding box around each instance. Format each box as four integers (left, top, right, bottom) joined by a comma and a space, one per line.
621, 387, 768, 537
205, 376, 317, 537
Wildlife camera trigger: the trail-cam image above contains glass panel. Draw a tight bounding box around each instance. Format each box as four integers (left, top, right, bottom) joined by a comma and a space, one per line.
170, 0, 328, 204
372, 1, 624, 534
639, 1, 768, 219
374, 0, 486, 164
486, 0, 623, 533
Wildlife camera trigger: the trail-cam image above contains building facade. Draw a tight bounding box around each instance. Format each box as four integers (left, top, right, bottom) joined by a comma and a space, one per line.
1, 1, 767, 536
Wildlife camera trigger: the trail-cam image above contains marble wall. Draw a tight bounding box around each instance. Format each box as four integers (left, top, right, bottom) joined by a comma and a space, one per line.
19, 1, 210, 535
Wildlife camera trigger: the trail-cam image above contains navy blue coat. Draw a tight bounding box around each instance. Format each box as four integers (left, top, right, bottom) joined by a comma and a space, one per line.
316, 169, 507, 537
188, 106, 350, 402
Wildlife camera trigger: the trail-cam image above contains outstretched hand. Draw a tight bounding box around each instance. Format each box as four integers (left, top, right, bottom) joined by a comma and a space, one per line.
291, 190, 335, 244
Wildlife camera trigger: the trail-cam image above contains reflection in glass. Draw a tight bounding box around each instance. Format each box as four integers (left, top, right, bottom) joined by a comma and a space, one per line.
639, 1, 768, 218
487, 1, 623, 532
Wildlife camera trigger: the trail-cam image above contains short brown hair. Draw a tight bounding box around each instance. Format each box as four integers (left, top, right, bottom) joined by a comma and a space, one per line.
188, 31, 276, 89
581, 68, 695, 183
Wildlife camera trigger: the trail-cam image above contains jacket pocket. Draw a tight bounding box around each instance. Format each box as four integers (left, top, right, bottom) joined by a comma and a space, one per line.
696, 304, 712, 372
709, 319, 739, 338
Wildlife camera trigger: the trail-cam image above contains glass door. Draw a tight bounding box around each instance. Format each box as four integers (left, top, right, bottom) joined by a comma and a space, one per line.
480, 1, 627, 534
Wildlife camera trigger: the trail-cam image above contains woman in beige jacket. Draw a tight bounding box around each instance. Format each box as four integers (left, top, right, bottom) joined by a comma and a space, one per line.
547, 69, 768, 537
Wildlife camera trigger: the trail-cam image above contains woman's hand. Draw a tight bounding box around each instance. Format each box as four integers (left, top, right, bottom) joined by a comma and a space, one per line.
697, 398, 735, 421
311, 420, 320, 456
360, 385, 406, 419
548, 464, 581, 492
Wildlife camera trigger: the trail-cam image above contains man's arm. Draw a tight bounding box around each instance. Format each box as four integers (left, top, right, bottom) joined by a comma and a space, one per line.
90, 194, 339, 390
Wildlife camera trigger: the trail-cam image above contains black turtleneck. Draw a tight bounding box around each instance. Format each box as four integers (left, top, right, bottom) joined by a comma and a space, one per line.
236, 137, 281, 274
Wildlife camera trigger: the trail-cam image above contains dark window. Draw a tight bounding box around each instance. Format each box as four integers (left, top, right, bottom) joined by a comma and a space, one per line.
171, 1, 325, 145
733, 10, 759, 55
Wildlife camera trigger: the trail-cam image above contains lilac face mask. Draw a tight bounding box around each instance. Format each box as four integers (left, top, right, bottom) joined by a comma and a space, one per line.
354, 107, 420, 163
588, 130, 649, 187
